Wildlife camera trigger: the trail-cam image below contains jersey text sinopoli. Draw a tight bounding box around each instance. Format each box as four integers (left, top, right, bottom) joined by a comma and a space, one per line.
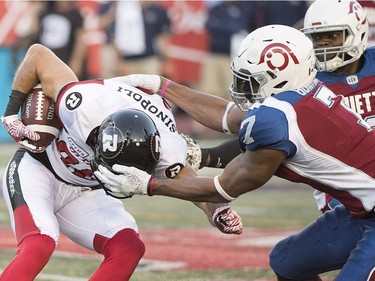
117, 86, 177, 132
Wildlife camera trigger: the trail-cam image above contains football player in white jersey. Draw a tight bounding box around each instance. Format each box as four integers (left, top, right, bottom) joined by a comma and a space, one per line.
0, 44, 243, 281
95, 24, 375, 281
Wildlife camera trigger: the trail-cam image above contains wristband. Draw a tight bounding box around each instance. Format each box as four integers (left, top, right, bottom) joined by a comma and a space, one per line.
213, 175, 236, 201
159, 79, 171, 97
4, 90, 27, 116
222, 102, 235, 134
147, 177, 157, 196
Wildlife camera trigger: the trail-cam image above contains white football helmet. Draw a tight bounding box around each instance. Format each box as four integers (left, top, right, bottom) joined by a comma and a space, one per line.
229, 25, 316, 111
302, 0, 368, 72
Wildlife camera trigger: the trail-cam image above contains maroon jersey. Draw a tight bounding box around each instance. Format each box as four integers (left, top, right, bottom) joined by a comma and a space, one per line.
317, 48, 375, 128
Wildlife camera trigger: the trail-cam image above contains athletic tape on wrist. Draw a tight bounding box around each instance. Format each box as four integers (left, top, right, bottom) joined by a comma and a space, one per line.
159, 79, 171, 97
222, 102, 235, 134
213, 175, 236, 201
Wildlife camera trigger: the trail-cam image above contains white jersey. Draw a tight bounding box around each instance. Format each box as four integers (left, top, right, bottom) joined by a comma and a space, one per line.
46, 78, 187, 187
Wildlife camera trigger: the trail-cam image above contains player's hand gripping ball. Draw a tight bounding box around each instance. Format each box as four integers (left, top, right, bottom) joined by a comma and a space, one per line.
21, 88, 62, 149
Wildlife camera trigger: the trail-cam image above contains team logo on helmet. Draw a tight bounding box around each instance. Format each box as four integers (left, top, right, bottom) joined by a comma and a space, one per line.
100, 126, 124, 160
258, 43, 299, 71
349, 0, 366, 23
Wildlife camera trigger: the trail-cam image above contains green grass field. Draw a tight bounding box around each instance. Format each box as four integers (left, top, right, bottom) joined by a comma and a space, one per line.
0, 141, 337, 280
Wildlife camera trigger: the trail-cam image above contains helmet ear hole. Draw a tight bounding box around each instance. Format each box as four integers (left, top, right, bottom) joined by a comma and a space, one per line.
274, 81, 287, 89
86, 126, 99, 150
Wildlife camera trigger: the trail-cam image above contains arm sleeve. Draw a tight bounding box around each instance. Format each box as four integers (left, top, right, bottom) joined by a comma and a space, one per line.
201, 138, 241, 169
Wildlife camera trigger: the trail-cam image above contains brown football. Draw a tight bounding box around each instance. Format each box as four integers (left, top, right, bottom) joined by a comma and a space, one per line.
21, 87, 62, 147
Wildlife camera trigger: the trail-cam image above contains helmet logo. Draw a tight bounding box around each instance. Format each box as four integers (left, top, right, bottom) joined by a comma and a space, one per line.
103, 133, 118, 152
349, 0, 365, 23
100, 126, 124, 160
259, 43, 299, 71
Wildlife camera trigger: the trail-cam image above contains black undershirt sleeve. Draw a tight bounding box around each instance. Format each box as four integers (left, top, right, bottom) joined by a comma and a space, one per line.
4, 90, 27, 116
200, 138, 241, 169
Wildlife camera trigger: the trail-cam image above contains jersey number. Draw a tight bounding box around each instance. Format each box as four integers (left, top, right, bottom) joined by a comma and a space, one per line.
240, 115, 256, 145
314, 88, 372, 131
57, 140, 93, 179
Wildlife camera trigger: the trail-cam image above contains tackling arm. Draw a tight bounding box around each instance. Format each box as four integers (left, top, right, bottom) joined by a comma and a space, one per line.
95, 160, 244, 234
160, 77, 245, 134
182, 133, 241, 170
152, 149, 286, 202
175, 164, 243, 234
200, 137, 242, 169
112, 74, 245, 134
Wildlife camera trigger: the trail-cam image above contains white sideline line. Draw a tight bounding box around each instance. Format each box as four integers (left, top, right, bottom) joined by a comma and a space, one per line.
35, 274, 87, 281
51, 251, 186, 271
0, 269, 87, 281
0, 257, 186, 280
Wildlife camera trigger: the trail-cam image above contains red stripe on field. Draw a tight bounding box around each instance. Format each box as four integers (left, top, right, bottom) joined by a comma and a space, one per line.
140, 228, 294, 270
0, 226, 295, 270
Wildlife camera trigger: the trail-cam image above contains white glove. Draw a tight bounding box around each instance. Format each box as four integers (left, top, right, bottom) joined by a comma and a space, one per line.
1, 115, 45, 153
94, 164, 152, 196
110, 74, 161, 94
212, 206, 243, 235
180, 133, 202, 171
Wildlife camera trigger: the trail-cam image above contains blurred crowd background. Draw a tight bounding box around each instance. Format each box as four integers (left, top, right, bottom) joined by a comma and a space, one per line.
1, 0, 375, 141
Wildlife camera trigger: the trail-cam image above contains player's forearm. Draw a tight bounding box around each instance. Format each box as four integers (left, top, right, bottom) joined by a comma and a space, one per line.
153, 177, 230, 203
160, 77, 229, 132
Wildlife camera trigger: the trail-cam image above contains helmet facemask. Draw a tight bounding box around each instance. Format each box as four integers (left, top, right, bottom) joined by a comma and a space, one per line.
303, 25, 359, 72
229, 66, 276, 111
302, 0, 368, 72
